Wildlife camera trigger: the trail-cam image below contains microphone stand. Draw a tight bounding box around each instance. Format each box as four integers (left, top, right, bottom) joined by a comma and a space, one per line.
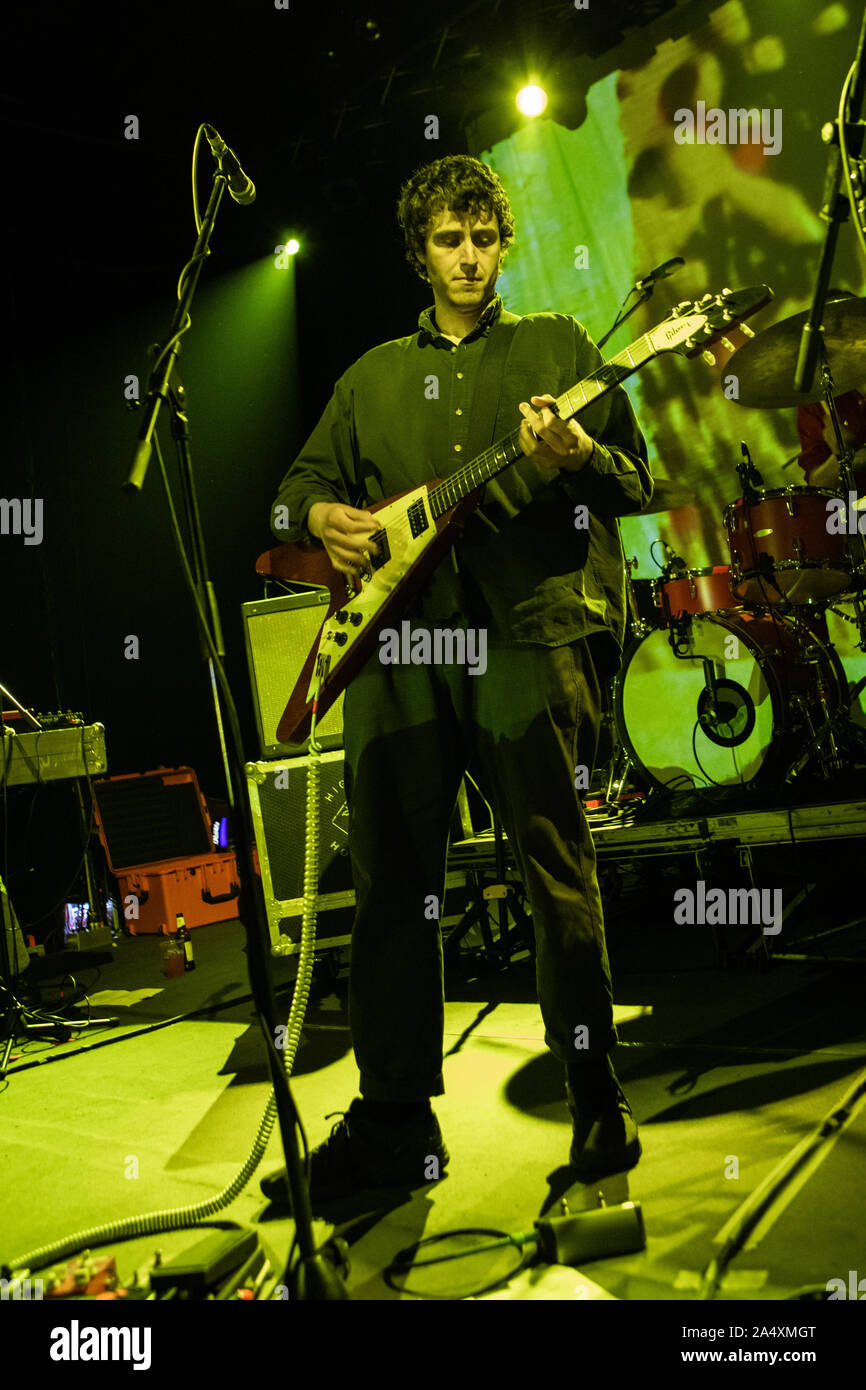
597, 282, 655, 349
794, 4, 866, 634
794, 4, 866, 400
820, 359, 866, 649
123, 161, 347, 1299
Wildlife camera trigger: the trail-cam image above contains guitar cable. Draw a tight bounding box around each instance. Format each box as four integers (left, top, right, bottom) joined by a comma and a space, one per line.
4, 439, 333, 1294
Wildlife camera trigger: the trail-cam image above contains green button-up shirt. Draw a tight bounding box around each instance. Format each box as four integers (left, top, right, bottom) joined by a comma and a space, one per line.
270, 293, 652, 662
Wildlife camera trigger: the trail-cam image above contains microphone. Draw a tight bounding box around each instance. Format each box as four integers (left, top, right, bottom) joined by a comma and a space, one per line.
699, 657, 719, 723
203, 125, 256, 205
634, 257, 685, 291
738, 441, 765, 499
660, 540, 687, 576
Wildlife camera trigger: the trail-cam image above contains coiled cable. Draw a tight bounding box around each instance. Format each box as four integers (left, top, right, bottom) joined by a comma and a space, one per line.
6, 696, 325, 1281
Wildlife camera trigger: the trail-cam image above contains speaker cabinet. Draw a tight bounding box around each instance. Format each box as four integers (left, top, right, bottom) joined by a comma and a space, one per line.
242, 592, 344, 758
246, 751, 354, 957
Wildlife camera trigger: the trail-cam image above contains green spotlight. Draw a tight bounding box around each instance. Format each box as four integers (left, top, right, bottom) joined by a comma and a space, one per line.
516, 84, 548, 117
286, 238, 300, 255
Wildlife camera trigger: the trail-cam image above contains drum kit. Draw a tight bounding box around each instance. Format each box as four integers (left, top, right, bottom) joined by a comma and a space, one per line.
603, 295, 866, 805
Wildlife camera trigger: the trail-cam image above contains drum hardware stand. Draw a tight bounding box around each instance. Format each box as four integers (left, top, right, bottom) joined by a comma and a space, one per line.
693, 844, 775, 970
783, 700, 843, 784
738, 847, 773, 969
601, 738, 636, 814
623, 555, 654, 639
826, 600, 866, 656
692, 846, 741, 970
666, 609, 700, 659
789, 354, 866, 779
444, 815, 535, 970
794, 3, 866, 649
782, 632, 866, 782
820, 362, 866, 645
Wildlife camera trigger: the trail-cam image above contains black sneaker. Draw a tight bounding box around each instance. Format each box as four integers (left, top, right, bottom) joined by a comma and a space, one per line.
566, 1057, 642, 1183
260, 1097, 449, 1209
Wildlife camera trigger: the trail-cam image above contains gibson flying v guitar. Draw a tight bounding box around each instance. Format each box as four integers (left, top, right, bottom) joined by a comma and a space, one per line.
257, 285, 772, 746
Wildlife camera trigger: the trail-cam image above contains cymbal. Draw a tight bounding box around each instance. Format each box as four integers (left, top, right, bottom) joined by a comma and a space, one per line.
646, 477, 697, 513
727, 296, 866, 408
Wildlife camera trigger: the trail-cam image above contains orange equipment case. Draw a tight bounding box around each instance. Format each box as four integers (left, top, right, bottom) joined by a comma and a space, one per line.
91, 766, 240, 934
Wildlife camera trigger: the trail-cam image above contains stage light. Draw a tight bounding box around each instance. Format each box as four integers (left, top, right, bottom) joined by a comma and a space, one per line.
355, 17, 381, 42
516, 85, 548, 117
286, 238, 300, 255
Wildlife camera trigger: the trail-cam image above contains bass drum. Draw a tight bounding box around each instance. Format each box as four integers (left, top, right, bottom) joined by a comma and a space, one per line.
614, 611, 842, 791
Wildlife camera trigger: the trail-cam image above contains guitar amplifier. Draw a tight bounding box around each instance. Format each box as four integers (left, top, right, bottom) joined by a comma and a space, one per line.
242, 592, 344, 758
245, 750, 354, 957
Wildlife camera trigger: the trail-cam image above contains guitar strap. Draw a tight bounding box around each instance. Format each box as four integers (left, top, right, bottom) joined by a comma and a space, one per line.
461, 310, 522, 466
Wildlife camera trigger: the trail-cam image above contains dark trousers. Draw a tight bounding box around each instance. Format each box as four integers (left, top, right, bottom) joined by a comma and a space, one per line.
342, 627, 619, 1102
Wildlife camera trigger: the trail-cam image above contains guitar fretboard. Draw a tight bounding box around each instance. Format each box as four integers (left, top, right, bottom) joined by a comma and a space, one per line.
427, 333, 653, 518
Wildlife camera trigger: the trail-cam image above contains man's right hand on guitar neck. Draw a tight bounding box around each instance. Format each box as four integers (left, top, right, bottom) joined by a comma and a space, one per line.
307, 501, 380, 578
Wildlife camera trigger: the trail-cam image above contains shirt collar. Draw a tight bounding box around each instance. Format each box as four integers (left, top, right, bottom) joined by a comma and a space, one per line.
418, 292, 503, 345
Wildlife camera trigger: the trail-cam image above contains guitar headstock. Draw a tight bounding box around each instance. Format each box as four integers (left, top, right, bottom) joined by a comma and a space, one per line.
647, 286, 773, 358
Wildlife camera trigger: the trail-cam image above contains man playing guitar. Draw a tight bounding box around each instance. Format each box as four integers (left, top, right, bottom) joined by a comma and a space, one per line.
263, 154, 651, 1208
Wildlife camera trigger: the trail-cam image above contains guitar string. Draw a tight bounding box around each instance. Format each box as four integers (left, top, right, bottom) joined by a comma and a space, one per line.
423, 349, 645, 520
365, 346, 644, 560
336, 300, 761, 642
369, 320, 705, 553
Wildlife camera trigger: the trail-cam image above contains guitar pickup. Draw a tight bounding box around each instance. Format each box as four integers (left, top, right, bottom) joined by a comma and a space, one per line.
370, 528, 390, 569
407, 499, 429, 539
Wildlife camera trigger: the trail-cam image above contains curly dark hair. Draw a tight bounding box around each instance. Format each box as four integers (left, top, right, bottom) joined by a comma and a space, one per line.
396, 154, 515, 282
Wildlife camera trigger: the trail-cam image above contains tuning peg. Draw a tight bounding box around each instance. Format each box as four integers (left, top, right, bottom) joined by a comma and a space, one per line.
720, 337, 735, 352
702, 350, 716, 367
722, 287, 732, 296
740, 323, 756, 338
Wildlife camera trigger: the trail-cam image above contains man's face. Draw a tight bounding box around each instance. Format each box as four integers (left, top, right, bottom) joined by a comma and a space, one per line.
421, 208, 501, 313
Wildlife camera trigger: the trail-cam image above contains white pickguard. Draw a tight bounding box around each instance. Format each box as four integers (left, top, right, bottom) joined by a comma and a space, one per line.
307, 483, 439, 701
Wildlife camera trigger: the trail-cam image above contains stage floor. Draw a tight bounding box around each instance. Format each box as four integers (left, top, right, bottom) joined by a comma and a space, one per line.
4, 892, 865, 1302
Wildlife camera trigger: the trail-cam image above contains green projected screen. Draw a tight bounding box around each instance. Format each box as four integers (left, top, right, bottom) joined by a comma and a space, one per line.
480, 0, 866, 577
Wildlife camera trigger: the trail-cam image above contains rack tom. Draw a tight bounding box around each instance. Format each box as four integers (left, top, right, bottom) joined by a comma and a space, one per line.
657, 565, 740, 625
724, 486, 853, 605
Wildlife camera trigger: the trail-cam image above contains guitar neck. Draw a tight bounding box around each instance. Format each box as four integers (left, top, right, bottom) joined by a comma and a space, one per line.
427, 332, 657, 518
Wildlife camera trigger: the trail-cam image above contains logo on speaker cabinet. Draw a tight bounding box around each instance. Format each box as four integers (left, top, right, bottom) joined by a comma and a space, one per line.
324, 779, 349, 851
